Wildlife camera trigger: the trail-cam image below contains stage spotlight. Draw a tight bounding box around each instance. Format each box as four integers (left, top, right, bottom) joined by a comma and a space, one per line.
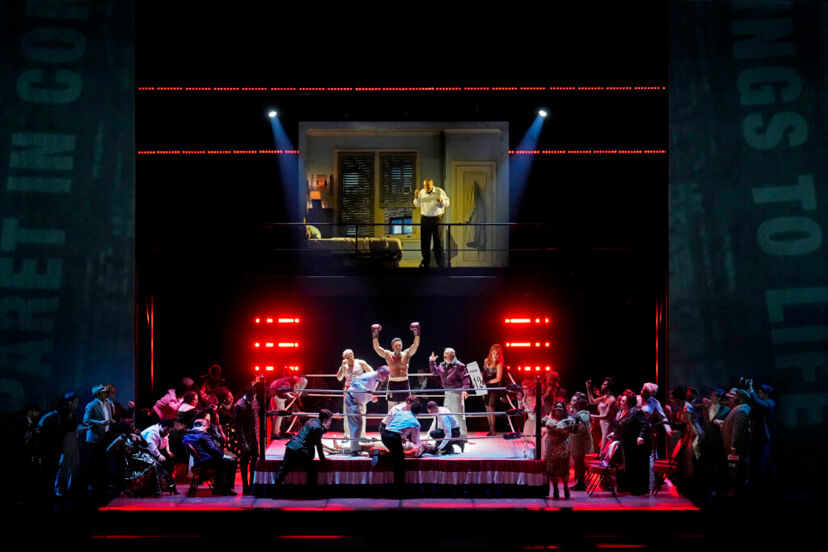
538, 109, 548, 118
267, 110, 277, 118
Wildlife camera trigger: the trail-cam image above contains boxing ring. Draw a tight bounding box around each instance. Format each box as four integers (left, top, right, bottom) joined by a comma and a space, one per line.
252, 372, 546, 498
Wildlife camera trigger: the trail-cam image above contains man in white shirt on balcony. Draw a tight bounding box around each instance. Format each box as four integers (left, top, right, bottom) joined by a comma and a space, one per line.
413, 177, 449, 268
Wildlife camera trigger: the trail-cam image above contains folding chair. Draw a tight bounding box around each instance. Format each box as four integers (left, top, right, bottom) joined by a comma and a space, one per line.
586, 440, 622, 497
585, 438, 614, 486
186, 443, 217, 497
652, 436, 683, 496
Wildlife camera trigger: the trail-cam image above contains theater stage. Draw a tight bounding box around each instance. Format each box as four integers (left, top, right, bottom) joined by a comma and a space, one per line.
98, 438, 700, 548
254, 431, 580, 499
97, 492, 701, 550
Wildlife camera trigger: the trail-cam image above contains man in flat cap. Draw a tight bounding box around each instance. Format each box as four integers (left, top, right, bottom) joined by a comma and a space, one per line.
719, 388, 751, 497
83, 384, 115, 502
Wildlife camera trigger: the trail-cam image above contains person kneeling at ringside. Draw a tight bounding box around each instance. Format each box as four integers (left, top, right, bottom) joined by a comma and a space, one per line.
426, 400, 464, 454
273, 409, 333, 488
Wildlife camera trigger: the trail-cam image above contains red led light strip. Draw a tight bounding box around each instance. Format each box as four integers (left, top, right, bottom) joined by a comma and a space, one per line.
509, 150, 666, 155
253, 341, 300, 348
504, 317, 549, 323
254, 317, 300, 323
139, 149, 665, 157
513, 366, 553, 372
254, 365, 300, 372
137, 85, 666, 93
505, 342, 550, 348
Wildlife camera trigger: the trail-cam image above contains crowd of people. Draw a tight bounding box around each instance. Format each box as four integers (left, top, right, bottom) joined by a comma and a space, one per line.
529, 374, 777, 501
14, 366, 267, 505
13, 327, 777, 506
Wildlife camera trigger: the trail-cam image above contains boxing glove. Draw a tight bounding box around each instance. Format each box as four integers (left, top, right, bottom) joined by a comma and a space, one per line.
409, 321, 420, 336
371, 324, 382, 338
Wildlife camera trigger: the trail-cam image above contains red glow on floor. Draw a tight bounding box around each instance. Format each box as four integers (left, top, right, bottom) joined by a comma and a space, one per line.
278, 535, 349, 540
400, 501, 478, 509
101, 505, 247, 511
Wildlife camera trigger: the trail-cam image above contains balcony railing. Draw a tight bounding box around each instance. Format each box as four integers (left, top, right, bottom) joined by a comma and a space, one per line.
248, 221, 637, 271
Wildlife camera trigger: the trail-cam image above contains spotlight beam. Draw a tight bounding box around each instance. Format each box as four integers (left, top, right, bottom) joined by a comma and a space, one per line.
269, 115, 299, 221
510, 112, 548, 213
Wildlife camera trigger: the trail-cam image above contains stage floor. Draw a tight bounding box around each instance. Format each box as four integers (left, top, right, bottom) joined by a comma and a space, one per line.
264, 430, 537, 460
102, 429, 696, 509
103, 493, 697, 511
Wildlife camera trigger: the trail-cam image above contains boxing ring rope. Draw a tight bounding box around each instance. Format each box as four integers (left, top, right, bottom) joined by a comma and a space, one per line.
250, 373, 546, 498
270, 386, 513, 394
262, 376, 544, 458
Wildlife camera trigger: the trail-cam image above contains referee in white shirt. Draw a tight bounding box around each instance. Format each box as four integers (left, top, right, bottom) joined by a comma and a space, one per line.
413, 177, 450, 268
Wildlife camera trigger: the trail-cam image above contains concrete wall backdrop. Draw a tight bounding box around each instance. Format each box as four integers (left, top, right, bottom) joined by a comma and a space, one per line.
0, 2, 135, 418
669, 0, 827, 490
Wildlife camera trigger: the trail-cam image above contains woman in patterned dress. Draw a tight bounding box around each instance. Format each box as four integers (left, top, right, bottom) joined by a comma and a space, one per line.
542, 400, 575, 499
568, 392, 594, 491
108, 428, 176, 497
215, 387, 242, 456
519, 379, 538, 442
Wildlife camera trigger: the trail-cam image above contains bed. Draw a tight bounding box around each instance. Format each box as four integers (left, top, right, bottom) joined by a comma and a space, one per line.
303, 226, 403, 268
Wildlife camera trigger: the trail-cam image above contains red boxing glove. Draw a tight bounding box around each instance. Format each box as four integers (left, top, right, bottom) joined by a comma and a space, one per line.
371, 324, 382, 339
410, 322, 420, 336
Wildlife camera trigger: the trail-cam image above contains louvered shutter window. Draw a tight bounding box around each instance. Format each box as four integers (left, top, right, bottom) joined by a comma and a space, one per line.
338, 153, 375, 237
379, 153, 416, 208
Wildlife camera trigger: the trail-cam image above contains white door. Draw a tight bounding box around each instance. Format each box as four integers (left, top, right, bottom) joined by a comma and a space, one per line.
451, 162, 496, 267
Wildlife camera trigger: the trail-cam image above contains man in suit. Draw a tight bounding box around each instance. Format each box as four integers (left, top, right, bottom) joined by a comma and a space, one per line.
83, 384, 114, 501
428, 348, 471, 436
105, 383, 134, 423
183, 417, 238, 496
702, 387, 730, 496
234, 386, 259, 495
719, 388, 751, 497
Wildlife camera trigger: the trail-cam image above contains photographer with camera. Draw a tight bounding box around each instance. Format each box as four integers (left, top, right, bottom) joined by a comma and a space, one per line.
746, 379, 776, 492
